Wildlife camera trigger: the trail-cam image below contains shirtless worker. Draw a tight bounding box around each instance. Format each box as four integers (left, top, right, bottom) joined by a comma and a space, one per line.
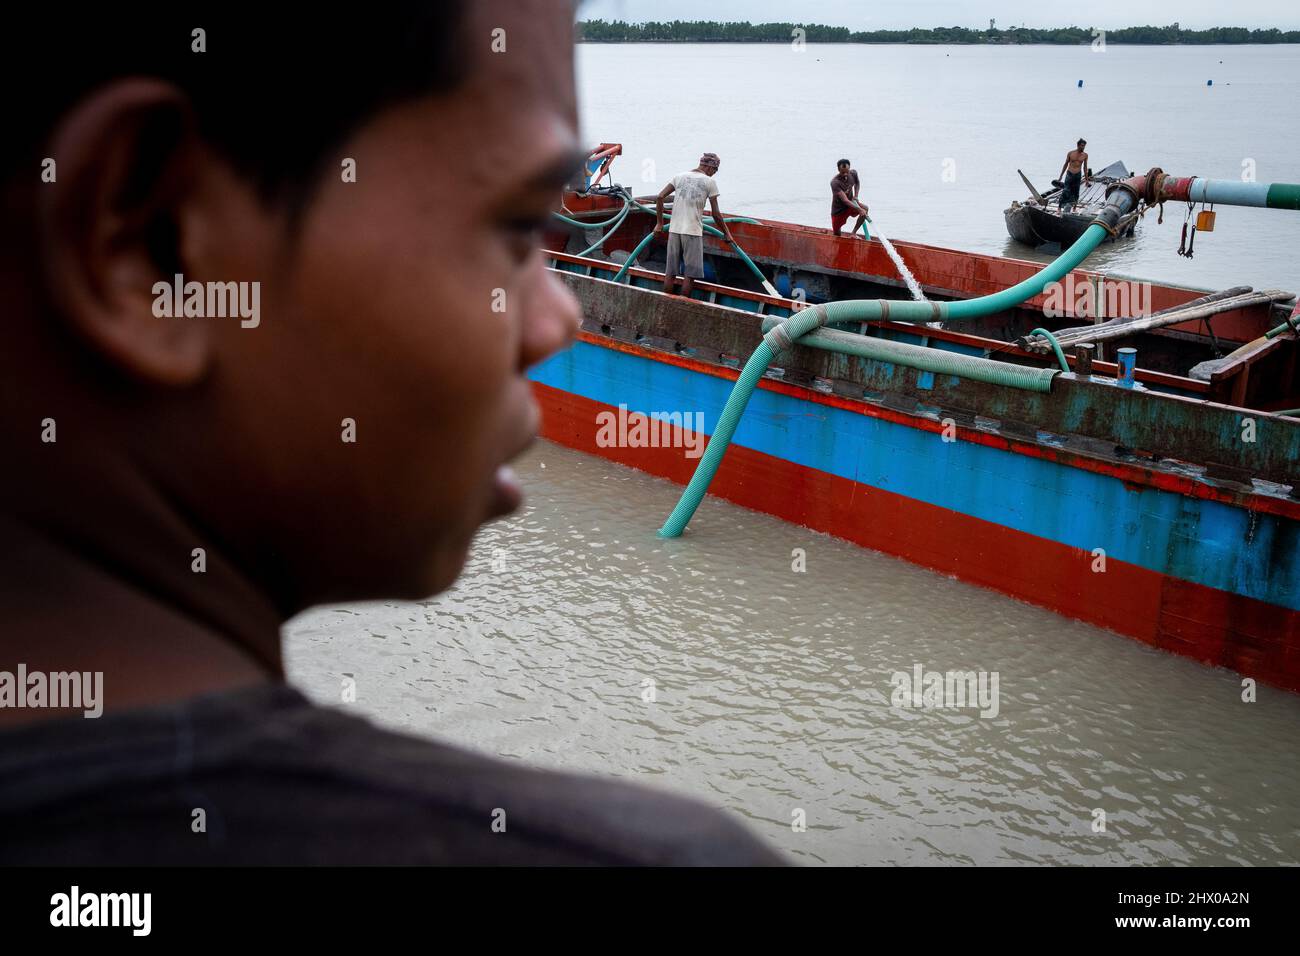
1057, 138, 1091, 211
654, 152, 733, 298
831, 159, 869, 237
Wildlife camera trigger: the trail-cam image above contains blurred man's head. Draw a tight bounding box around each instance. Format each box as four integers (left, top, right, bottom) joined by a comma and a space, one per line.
1, 3, 582, 615
698, 152, 720, 175
837, 159, 851, 173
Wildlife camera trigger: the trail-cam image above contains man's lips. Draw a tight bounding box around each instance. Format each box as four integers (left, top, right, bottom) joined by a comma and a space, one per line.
487, 393, 541, 518
491, 463, 524, 515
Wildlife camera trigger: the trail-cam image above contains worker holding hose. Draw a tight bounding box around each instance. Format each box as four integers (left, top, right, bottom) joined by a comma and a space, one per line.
830, 159, 869, 237
654, 152, 733, 297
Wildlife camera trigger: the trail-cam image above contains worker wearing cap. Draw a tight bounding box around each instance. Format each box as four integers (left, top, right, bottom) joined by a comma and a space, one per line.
655, 152, 733, 297
1058, 139, 1091, 211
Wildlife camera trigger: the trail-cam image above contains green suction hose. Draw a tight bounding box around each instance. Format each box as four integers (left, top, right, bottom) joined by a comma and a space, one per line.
610, 211, 770, 293
1264, 315, 1299, 340
657, 309, 819, 538
759, 319, 1059, 390
611, 230, 657, 283
608, 194, 773, 292
1028, 328, 1071, 373
726, 235, 781, 296
551, 200, 630, 230
657, 222, 1112, 537
945, 224, 1108, 319
574, 202, 631, 257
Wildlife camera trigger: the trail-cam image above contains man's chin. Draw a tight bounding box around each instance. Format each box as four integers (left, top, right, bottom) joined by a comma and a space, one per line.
419, 502, 512, 598
408, 539, 475, 601
347, 466, 526, 602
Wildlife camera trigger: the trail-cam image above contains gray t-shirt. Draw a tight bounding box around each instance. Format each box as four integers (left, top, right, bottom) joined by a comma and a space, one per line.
669, 171, 720, 236
0, 682, 785, 865
831, 170, 861, 214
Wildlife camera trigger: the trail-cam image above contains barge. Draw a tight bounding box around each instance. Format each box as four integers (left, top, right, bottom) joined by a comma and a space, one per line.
535, 146, 1300, 692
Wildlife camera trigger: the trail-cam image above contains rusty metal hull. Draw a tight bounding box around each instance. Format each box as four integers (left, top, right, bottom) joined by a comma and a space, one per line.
530, 244, 1300, 691
549, 192, 1296, 405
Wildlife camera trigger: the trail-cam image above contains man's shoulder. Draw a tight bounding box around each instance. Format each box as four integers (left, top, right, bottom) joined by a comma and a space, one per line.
287, 699, 781, 864
0, 683, 785, 866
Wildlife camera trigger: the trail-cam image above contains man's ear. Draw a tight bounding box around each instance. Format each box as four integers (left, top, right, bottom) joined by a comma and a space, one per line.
35, 79, 212, 387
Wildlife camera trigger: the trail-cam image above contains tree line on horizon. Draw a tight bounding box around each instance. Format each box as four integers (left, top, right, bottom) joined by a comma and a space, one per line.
576, 20, 1300, 44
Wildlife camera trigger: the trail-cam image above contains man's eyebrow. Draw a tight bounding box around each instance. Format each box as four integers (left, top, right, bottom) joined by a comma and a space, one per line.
518, 147, 590, 192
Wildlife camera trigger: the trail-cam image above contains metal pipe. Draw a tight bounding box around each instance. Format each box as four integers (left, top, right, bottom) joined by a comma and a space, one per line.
1073, 343, 1095, 376
1159, 176, 1300, 211
1125, 168, 1300, 211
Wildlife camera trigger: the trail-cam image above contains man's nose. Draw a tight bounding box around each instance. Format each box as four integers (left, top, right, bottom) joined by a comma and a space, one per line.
518, 267, 581, 372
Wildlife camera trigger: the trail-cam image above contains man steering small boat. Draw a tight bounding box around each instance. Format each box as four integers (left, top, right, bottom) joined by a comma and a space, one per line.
1057, 138, 1091, 211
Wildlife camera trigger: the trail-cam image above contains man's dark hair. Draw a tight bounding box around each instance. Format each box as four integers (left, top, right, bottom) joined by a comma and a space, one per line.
5, 3, 469, 209
837, 158, 851, 168
1078, 139, 1087, 146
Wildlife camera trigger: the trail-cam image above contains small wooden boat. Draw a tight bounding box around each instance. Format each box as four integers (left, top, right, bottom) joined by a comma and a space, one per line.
1005, 160, 1140, 248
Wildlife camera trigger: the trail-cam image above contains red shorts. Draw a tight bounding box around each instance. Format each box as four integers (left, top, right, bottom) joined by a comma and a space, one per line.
832, 207, 862, 232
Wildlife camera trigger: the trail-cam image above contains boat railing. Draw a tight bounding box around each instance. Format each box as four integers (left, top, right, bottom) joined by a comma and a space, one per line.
545, 248, 1214, 398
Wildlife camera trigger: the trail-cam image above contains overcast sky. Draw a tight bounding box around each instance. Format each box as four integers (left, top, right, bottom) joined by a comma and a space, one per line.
578, 0, 1300, 31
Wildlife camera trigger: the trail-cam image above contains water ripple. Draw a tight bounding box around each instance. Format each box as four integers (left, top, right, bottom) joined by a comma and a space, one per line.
286, 442, 1300, 865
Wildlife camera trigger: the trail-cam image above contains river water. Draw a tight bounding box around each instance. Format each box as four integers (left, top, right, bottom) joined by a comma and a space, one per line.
575, 42, 1300, 294
285, 443, 1300, 865
284, 42, 1300, 866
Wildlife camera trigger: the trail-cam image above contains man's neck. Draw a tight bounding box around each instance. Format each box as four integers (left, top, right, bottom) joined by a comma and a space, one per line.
0, 516, 280, 728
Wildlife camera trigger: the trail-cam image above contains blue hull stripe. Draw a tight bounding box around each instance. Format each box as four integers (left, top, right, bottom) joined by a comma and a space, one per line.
531, 341, 1299, 610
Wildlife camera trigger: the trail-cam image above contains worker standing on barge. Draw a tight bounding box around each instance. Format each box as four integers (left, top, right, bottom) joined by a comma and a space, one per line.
1057, 138, 1091, 211
830, 159, 869, 237
654, 152, 733, 298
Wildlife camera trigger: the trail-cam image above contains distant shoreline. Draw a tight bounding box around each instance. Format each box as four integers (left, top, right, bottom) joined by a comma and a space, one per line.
577, 39, 1300, 45
576, 21, 1300, 45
